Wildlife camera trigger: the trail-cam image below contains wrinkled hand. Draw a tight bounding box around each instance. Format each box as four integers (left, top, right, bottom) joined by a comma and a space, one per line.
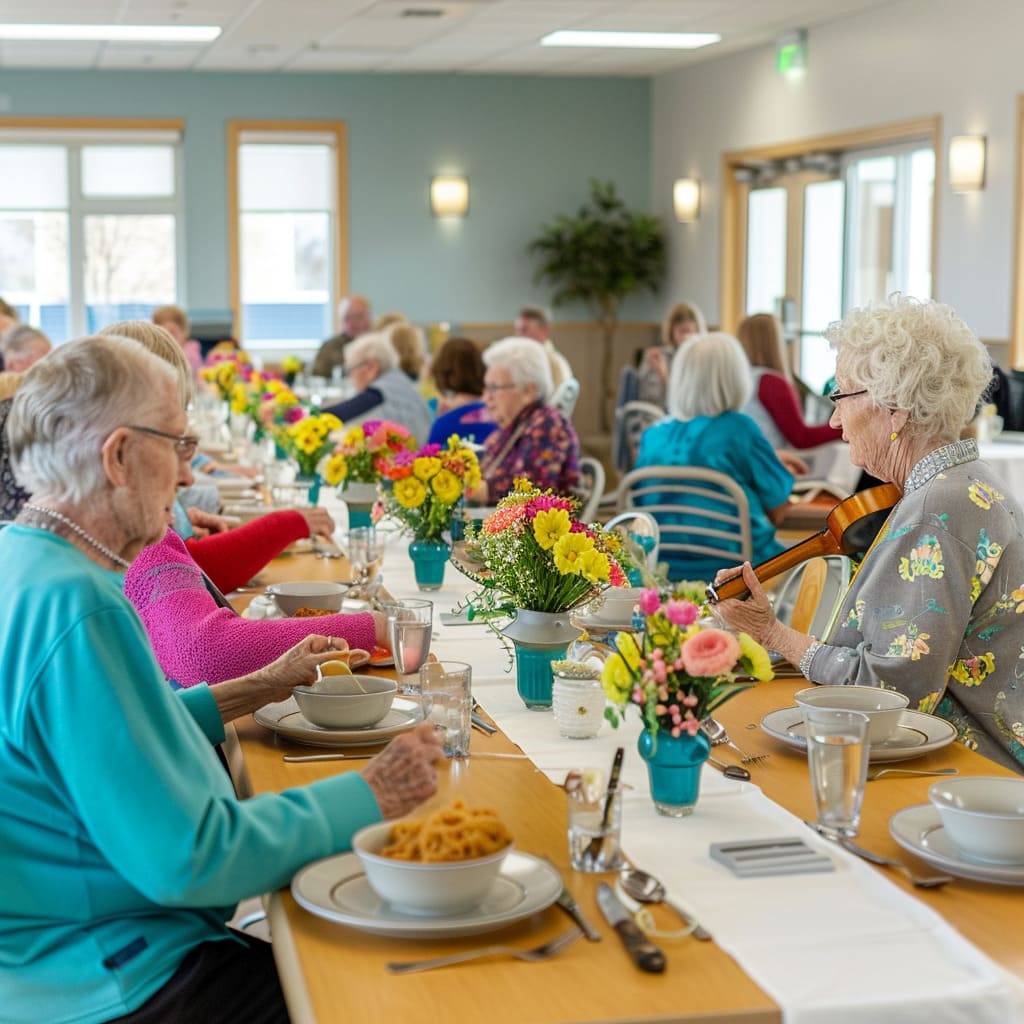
778, 450, 810, 476
371, 611, 390, 650
361, 723, 445, 819
187, 506, 233, 538
247, 634, 355, 703
299, 506, 336, 539
711, 562, 779, 648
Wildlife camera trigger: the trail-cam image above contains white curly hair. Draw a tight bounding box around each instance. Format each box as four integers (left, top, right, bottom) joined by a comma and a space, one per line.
825, 294, 992, 442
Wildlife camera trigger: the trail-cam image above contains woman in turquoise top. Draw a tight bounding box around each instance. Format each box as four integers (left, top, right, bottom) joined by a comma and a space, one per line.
635, 331, 794, 582
0, 336, 443, 1024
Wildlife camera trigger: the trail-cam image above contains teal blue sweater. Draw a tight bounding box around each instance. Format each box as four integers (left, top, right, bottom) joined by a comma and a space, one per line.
0, 525, 382, 1023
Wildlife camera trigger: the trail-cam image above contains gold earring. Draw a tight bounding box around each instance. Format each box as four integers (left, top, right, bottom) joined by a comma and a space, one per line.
890, 431, 898, 442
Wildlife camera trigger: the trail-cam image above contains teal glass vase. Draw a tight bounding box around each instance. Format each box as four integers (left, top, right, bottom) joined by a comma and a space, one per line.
637, 728, 711, 817
298, 474, 321, 506
408, 539, 450, 591
341, 480, 378, 529
500, 609, 582, 711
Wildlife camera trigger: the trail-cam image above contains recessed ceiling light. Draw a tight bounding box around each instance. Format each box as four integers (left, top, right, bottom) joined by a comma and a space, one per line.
0, 24, 221, 43
541, 30, 720, 50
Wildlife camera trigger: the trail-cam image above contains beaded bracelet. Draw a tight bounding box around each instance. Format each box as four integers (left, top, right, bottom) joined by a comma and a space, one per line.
798, 640, 822, 680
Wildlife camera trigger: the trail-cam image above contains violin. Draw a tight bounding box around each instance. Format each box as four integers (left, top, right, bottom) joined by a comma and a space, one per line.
705, 483, 901, 603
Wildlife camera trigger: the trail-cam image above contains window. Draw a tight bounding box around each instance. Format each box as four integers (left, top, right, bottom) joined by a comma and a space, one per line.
0, 124, 182, 342
228, 122, 347, 353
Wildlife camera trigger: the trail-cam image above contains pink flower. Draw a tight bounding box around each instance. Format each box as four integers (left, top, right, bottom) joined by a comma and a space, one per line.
680, 628, 741, 677
666, 599, 699, 626
284, 406, 306, 424
638, 589, 661, 615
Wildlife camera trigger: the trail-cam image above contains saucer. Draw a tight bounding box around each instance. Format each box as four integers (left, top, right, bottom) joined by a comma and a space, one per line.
760, 706, 957, 763
889, 804, 1024, 885
254, 696, 422, 748
291, 851, 562, 938
570, 614, 635, 637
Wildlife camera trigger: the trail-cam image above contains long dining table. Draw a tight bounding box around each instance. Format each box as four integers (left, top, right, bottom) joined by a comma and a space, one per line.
225, 517, 1024, 1024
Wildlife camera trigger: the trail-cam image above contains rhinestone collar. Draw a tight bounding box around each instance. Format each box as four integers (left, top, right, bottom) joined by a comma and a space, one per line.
903, 438, 979, 494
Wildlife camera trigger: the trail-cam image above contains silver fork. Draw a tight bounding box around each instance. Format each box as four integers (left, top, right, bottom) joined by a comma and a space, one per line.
867, 767, 958, 781
385, 927, 582, 974
836, 836, 953, 889
702, 717, 768, 765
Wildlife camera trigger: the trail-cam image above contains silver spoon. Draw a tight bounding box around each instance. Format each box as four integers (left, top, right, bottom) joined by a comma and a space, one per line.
866, 767, 958, 781
619, 866, 712, 941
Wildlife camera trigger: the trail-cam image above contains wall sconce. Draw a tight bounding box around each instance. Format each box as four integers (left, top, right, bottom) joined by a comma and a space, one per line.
673, 178, 700, 222
430, 175, 469, 217
949, 135, 987, 192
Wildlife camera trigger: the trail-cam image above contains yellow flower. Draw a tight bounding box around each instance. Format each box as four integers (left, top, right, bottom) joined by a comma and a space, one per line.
296, 432, 320, 456
532, 508, 571, 549
552, 531, 594, 575
394, 476, 427, 509
431, 468, 462, 505
413, 456, 442, 481
617, 630, 642, 672
230, 382, 248, 413
274, 389, 296, 405
576, 547, 610, 583
737, 632, 774, 681
343, 427, 365, 448
601, 652, 635, 704
320, 413, 342, 432
324, 451, 348, 486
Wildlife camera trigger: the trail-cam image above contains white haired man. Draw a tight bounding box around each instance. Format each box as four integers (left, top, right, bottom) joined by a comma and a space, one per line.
311, 294, 372, 379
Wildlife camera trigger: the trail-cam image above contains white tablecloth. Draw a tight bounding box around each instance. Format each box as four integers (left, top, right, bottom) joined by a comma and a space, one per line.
324, 496, 1024, 1024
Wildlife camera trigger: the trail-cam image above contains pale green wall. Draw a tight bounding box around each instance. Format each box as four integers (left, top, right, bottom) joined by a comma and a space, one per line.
0, 69, 653, 327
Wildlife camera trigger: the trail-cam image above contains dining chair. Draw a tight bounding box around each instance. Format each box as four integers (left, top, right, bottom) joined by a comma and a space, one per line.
611, 400, 664, 476
576, 456, 606, 522
604, 510, 660, 583
773, 554, 853, 640
550, 376, 580, 418
616, 466, 753, 577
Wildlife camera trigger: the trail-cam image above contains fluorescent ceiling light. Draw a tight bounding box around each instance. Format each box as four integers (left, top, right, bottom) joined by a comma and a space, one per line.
0, 24, 222, 43
541, 30, 720, 50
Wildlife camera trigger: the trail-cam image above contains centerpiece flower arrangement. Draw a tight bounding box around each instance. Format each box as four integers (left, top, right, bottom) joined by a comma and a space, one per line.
281, 354, 304, 386
602, 587, 774, 816
200, 349, 250, 402
457, 478, 630, 708
277, 412, 342, 504
376, 436, 482, 591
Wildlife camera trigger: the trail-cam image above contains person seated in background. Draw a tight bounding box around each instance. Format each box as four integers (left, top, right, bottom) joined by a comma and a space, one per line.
0, 324, 51, 374
637, 301, 706, 408
0, 334, 443, 1024
322, 329, 432, 443
427, 336, 497, 446
635, 331, 794, 582
515, 304, 573, 391
389, 320, 426, 381
311, 294, 372, 379
714, 295, 1024, 774
152, 304, 203, 376
736, 313, 843, 460
468, 336, 580, 503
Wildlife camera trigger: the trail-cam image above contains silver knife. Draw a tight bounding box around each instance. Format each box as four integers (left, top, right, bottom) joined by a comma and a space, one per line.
595, 883, 666, 973
556, 887, 602, 942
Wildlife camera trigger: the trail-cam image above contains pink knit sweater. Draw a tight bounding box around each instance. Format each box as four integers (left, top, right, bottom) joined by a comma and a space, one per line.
124, 530, 376, 687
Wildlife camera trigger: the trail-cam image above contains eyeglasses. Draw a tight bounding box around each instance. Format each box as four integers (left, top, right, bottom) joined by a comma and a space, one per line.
483, 382, 519, 393
127, 424, 200, 461
828, 388, 868, 404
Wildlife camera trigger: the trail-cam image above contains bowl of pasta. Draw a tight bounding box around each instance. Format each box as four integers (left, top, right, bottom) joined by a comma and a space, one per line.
353, 800, 513, 915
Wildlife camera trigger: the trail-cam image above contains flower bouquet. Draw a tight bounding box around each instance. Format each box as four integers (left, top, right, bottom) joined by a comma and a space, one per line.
458, 478, 629, 708
200, 349, 250, 402
323, 420, 416, 527
276, 411, 341, 503
376, 436, 482, 590
602, 588, 773, 816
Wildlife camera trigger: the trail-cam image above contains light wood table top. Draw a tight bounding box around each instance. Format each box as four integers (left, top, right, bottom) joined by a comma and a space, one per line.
228, 551, 1024, 1022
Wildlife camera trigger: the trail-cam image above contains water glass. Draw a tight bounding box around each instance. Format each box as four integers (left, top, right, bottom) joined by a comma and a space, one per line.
566, 770, 623, 873
805, 707, 870, 837
347, 527, 381, 585
383, 599, 433, 698
420, 660, 472, 759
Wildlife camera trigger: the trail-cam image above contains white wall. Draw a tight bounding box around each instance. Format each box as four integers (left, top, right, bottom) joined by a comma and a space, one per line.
651, 0, 1023, 342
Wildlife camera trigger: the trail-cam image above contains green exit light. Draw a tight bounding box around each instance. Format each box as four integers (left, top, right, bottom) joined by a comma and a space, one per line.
776, 29, 807, 77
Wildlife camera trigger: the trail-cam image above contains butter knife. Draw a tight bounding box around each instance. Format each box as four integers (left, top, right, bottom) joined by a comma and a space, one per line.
595, 883, 666, 973
556, 887, 602, 942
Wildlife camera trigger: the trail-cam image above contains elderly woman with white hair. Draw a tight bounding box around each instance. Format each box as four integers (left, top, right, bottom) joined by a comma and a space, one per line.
322, 327, 432, 442
468, 335, 580, 502
635, 330, 795, 582
715, 295, 1024, 773
0, 335, 443, 1022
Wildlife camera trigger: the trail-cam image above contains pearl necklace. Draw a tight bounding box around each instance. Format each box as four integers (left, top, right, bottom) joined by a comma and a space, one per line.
22, 503, 131, 570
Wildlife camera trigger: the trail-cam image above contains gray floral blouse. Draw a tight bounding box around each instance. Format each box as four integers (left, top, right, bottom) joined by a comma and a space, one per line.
808, 439, 1024, 773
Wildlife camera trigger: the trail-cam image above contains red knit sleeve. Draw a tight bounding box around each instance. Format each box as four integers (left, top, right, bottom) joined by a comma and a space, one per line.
186, 510, 311, 593
758, 374, 842, 449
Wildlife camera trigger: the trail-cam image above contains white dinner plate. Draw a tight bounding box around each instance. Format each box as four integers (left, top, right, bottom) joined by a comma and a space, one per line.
890, 804, 1024, 885
760, 706, 957, 763
291, 851, 562, 938
253, 696, 422, 748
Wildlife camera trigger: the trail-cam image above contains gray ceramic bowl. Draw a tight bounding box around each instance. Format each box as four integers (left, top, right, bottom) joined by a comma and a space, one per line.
266, 581, 348, 617
929, 776, 1024, 864
352, 820, 511, 916
293, 676, 397, 729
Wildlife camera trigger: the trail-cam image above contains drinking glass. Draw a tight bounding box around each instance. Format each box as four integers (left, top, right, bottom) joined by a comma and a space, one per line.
805, 707, 870, 837
382, 599, 433, 699
566, 769, 623, 873
346, 527, 381, 585
420, 660, 472, 759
